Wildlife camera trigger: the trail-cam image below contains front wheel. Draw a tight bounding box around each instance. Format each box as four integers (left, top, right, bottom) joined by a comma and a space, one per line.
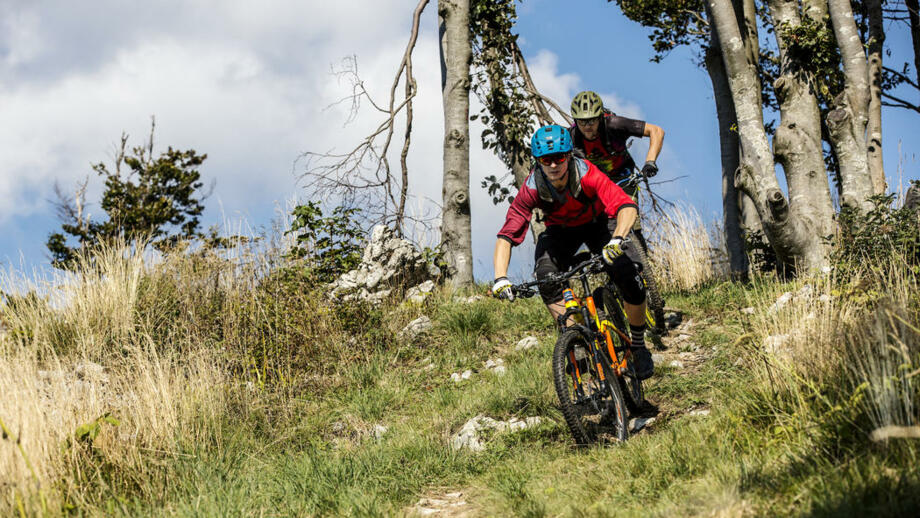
552, 329, 629, 445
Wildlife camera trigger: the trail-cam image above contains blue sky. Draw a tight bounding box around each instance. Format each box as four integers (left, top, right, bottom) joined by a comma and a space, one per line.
0, 0, 917, 281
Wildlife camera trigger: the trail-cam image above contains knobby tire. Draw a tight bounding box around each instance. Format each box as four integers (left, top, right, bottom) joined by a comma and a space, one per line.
552, 329, 629, 445
630, 232, 667, 342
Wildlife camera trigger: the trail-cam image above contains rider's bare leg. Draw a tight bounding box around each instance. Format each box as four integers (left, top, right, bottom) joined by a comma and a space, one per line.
547, 300, 575, 328
624, 301, 647, 328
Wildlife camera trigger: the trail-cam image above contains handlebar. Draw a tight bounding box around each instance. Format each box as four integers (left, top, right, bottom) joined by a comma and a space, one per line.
509, 253, 606, 299
616, 168, 648, 191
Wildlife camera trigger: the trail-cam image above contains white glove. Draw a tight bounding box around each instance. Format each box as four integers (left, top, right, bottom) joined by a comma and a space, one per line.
492, 277, 514, 301
602, 237, 625, 265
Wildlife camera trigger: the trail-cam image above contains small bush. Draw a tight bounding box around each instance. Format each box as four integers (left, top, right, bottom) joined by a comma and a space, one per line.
286, 202, 364, 283
832, 191, 920, 275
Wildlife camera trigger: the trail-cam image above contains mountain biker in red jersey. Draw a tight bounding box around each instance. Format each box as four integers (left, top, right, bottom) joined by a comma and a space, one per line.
491, 124, 654, 379
569, 91, 665, 249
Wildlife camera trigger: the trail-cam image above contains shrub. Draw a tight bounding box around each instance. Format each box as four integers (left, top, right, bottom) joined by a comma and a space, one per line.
286, 202, 364, 283
832, 191, 920, 275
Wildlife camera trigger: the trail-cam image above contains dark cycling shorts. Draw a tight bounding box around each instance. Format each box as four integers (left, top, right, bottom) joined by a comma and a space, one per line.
533, 218, 645, 305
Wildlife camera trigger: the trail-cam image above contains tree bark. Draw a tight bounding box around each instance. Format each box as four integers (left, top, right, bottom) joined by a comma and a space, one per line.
708, 0, 827, 271
705, 30, 749, 276
801, 0, 827, 20
866, 0, 886, 194
906, 0, 920, 87
439, 0, 474, 286
827, 0, 875, 211
767, 0, 835, 241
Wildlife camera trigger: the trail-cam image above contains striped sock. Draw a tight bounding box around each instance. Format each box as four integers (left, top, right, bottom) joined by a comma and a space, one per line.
630, 324, 647, 349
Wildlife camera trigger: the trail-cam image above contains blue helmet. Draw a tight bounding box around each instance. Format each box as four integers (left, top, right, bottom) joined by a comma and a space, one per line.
530, 124, 573, 157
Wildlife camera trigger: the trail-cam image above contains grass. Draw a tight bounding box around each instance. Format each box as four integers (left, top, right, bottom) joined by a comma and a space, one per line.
2, 236, 919, 516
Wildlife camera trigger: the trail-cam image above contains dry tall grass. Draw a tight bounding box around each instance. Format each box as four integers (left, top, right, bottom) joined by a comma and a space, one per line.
648, 203, 728, 292
743, 254, 920, 444
0, 242, 279, 514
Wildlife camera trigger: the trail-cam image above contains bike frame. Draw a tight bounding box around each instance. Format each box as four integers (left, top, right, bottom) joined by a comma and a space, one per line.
554, 264, 634, 396
510, 255, 636, 396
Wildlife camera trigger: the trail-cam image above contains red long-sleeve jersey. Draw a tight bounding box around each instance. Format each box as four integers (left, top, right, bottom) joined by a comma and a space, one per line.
497, 157, 637, 246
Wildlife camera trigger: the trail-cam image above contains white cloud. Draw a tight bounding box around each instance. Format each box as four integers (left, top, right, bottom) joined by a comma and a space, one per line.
0, 1, 661, 279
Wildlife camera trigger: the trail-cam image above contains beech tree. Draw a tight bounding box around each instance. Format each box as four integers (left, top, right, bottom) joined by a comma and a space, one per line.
439, 0, 474, 286
615, 0, 906, 272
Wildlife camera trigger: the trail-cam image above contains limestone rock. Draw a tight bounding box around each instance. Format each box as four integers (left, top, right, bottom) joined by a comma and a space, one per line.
628, 416, 656, 433
484, 358, 506, 376
450, 415, 542, 451
450, 370, 473, 383
514, 336, 539, 351
405, 280, 436, 303
769, 292, 794, 313
458, 294, 484, 304
399, 316, 432, 340
74, 361, 107, 382
329, 225, 436, 303
764, 333, 792, 359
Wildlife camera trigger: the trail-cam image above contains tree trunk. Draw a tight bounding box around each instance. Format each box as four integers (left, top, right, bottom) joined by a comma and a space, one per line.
866, 0, 886, 194
827, 0, 875, 212
707, 0, 827, 271
767, 0, 835, 241
801, 0, 826, 21
438, 0, 474, 286
735, 0, 765, 239
906, 0, 920, 87
705, 31, 749, 276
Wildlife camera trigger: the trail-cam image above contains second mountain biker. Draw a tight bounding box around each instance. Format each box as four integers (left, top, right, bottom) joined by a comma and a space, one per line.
569, 90, 665, 247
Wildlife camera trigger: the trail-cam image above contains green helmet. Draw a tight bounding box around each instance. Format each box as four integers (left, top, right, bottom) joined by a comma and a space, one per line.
570, 91, 604, 119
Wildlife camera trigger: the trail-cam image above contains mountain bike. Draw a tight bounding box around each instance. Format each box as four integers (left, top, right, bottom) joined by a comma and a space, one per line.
511, 253, 645, 445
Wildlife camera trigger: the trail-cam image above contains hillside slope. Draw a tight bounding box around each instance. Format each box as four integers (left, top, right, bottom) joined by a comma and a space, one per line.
2, 245, 919, 516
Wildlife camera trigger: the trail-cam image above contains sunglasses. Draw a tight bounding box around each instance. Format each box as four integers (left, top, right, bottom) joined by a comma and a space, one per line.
538, 153, 569, 166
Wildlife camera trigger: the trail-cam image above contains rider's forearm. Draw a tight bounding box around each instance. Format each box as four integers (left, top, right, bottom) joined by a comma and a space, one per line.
493, 238, 512, 279
643, 123, 665, 162
612, 207, 637, 239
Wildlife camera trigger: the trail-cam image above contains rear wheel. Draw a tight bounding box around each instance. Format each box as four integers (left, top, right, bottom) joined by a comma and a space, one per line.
629, 232, 666, 345
552, 329, 628, 445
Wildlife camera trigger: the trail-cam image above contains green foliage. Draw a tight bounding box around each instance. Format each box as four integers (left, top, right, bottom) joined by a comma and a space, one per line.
774, 17, 844, 102
421, 245, 448, 279
831, 188, 920, 273
74, 414, 121, 445
612, 0, 707, 62
470, 0, 535, 205
286, 202, 364, 283
480, 174, 516, 205
47, 126, 207, 270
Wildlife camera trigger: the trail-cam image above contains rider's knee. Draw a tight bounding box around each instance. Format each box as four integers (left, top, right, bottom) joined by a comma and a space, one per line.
608, 258, 646, 305
535, 257, 564, 304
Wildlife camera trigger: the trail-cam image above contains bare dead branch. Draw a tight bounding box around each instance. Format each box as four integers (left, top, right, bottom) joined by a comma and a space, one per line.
510, 41, 569, 126
297, 0, 431, 234
882, 92, 920, 112
884, 65, 920, 89
51, 176, 90, 233
681, 9, 710, 28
